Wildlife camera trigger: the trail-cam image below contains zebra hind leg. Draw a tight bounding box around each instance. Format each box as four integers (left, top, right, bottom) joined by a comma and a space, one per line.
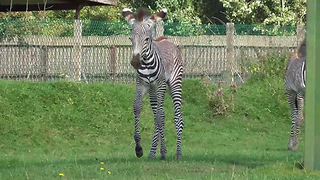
149, 83, 167, 160
297, 94, 305, 128
159, 88, 167, 160
169, 79, 184, 160
288, 92, 299, 151
292, 94, 305, 150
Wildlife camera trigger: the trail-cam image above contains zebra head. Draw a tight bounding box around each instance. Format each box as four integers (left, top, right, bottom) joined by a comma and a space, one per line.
122, 8, 167, 68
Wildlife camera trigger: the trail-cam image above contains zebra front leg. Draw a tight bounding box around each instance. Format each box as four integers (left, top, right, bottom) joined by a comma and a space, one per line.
134, 81, 147, 158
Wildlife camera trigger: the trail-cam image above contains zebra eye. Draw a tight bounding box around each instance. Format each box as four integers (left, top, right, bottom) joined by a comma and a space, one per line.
145, 37, 150, 42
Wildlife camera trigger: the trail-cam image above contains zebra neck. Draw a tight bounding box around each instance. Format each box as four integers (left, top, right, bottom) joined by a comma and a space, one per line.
138, 42, 163, 83
141, 42, 159, 64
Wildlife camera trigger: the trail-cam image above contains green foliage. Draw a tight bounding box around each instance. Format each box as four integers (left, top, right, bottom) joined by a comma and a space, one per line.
204, 55, 289, 117
221, 0, 306, 26
0, 0, 305, 37
0, 18, 74, 39
202, 78, 237, 116
235, 24, 296, 36
242, 54, 289, 80
155, 0, 201, 25
221, 0, 306, 35
193, 0, 227, 24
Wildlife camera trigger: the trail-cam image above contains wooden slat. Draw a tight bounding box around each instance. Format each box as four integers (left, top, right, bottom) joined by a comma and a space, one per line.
0, 35, 299, 47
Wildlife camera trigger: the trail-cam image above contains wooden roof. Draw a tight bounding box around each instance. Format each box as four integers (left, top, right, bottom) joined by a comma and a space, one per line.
0, 0, 117, 12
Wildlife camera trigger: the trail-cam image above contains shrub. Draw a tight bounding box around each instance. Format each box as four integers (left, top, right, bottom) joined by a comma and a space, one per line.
241, 54, 289, 80
202, 77, 237, 116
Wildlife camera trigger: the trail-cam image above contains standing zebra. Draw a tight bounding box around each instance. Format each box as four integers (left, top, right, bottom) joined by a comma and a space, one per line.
285, 39, 306, 151
122, 8, 184, 160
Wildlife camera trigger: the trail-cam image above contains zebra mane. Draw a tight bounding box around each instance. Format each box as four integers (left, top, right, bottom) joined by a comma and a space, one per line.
298, 38, 306, 58
290, 38, 306, 61
155, 36, 168, 42
135, 8, 151, 22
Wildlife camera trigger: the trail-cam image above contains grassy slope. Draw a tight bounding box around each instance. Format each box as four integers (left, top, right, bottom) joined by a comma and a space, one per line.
0, 78, 319, 180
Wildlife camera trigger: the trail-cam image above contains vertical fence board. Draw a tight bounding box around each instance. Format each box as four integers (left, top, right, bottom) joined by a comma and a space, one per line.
73, 19, 82, 81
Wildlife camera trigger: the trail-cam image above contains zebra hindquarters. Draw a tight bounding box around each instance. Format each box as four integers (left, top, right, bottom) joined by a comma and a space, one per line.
168, 74, 184, 160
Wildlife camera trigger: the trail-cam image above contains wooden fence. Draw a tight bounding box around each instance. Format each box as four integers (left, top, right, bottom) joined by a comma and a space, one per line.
0, 23, 305, 83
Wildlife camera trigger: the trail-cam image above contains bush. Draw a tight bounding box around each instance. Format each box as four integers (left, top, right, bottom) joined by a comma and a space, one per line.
202, 77, 237, 116
204, 55, 288, 117
241, 54, 289, 80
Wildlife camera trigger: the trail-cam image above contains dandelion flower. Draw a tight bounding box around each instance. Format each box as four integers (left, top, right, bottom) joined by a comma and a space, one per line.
58, 173, 65, 177
107, 170, 112, 175
100, 167, 105, 171
100, 162, 105, 165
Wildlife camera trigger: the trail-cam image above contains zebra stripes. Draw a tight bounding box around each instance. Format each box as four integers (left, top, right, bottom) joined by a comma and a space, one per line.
285, 39, 306, 151
123, 8, 184, 160
301, 61, 306, 88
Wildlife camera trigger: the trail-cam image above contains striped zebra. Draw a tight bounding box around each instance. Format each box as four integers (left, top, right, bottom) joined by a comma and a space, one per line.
122, 8, 184, 160
285, 39, 306, 151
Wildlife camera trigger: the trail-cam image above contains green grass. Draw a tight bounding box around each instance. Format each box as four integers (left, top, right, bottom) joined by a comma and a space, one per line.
0, 78, 319, 180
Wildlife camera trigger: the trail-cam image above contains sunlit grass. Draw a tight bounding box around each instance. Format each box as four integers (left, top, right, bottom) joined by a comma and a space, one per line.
0, 78, 319, 179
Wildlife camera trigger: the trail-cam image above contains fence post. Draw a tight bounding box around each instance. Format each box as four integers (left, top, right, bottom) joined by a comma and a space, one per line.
72, 19, 82, 81
304, 0, 320, 171
109, 46, 117, 81
40, 46, 48, 81
226, 23, 235, 84
296, 24, 305, 46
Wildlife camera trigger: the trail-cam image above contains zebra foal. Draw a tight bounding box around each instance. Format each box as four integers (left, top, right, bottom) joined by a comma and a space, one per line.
285, 39, 306, 151
122, 8, 184, 160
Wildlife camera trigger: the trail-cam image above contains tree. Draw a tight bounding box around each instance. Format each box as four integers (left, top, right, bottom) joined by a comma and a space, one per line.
193, 0, 227, 24
220, 0, 306, 26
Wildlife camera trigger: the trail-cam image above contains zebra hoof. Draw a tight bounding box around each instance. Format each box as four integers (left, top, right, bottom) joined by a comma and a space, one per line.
148, 153, 156, 160
288, 145, 298, 152
135, 145, 143, 158
176, 154, 182, 161
160, 155, 166, 160
288, 140, 299, 152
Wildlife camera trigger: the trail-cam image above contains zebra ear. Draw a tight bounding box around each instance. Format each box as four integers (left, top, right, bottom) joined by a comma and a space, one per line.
151, 8, 167, 22
122, 8, 135, 25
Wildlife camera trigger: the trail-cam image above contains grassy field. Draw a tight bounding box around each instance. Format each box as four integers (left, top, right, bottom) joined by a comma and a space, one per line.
0, 76, 319, 180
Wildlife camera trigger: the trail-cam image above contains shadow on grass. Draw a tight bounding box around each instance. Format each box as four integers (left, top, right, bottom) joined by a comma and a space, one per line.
0, 149, 303, 171
102, 150, 298, 169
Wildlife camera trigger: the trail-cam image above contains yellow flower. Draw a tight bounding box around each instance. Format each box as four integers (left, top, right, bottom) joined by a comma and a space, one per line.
100, 167, 105, 171
107, 170, 112, 175
59, 173, 65, 177
100, 162, 105, 165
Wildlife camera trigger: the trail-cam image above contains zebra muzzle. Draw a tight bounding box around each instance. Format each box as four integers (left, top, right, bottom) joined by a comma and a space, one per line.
131, 54, 142, 70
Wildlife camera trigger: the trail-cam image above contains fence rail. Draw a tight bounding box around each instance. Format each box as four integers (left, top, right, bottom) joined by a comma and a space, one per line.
0, 23, 305, 83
